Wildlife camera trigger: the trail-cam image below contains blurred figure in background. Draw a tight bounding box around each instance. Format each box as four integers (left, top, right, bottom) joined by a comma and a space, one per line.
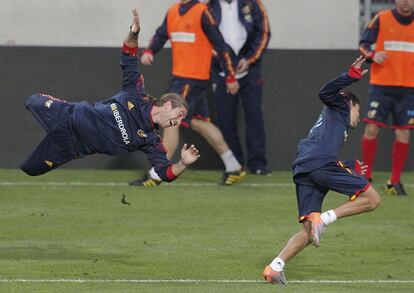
360, 0, 414, 195
129, 0, 246, 187
208, 0, 271, 175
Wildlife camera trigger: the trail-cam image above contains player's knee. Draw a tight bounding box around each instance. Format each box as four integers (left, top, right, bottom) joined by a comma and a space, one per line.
363, 124, 379, 139
365, 189, 381, 211
190, 118, 207, 132
370, 191, 381, 210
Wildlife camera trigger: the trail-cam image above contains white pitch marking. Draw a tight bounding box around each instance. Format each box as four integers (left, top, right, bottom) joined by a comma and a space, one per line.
0, 182, 294, 187
0, 279, 412, 284
1, 182, 412, 188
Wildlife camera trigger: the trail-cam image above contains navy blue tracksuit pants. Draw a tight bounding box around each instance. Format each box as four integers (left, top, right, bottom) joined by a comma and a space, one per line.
212, 71, 267, 172
21, 94, 82, 176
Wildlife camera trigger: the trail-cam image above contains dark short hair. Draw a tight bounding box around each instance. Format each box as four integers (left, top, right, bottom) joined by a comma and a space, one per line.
341, 91, 360, 106
149, 93, 189, 111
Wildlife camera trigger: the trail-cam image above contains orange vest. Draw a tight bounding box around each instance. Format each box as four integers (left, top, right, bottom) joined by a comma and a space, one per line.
371, 10, 414, 87
167, 2, 212, 80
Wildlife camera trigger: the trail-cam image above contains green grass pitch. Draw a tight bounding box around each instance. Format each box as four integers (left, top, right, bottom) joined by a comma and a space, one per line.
0, 169, 413, 292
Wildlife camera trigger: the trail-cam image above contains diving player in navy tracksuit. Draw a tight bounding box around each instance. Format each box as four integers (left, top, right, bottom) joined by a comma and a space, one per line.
262, 57, 381, 285
21, 9, 200, 182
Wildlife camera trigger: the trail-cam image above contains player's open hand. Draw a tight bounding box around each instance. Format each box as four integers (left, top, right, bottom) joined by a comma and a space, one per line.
180, 143, 200, 166
356, 160, 368, 176
130, 9, 140, 34
226, 80, 240, 95
350, 55, 369, 76
236, 58, 249, 73
372, 51, 388, 64
141, 52, 154, 65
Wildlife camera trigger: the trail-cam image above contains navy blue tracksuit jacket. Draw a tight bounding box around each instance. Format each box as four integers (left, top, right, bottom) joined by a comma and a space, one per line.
21, 45, 176, 181
293, 72, 361, 176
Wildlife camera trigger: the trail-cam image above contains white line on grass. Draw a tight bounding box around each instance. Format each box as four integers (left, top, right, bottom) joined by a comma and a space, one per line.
1, 182, 413, 188
0, 279, 412, 284
0, 182, 294, 187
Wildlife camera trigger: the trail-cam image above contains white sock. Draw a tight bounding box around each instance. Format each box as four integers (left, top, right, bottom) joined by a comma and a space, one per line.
149, 167, 161, 181
220, 150, 241, 172
320, 210, 337, 226
269, 257, 285, 272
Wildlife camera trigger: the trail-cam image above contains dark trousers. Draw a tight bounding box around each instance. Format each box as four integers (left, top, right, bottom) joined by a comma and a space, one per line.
212, 71, 267, 172
20, 94, 80, 176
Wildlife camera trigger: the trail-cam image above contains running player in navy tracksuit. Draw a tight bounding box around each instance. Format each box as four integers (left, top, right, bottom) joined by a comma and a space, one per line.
262, 57, 381, 285
21, 9, 200, 182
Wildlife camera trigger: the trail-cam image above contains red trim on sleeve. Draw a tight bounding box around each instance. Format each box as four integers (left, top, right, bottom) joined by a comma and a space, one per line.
142, 49, 154, 56
225, 75, 237, 84
122, 43, 138, 56
166, 164, 177, 181
347, 66, 362, 79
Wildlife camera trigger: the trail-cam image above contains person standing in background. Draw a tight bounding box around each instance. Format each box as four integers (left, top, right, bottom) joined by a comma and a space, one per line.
359, 0, 414, 195
129, 0, 246, 187
207, 0, 271, 175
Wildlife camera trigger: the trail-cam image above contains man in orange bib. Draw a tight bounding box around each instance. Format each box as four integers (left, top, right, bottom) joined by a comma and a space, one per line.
129, 0, 246, 186
360, 0, 414, 195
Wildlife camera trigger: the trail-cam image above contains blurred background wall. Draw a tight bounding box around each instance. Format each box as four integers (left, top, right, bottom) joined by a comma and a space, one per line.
1, 0, 411, 171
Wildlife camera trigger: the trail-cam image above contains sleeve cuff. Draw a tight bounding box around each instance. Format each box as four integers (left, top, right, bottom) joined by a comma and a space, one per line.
225, 75, 236, 84
347, 67, 362, 79
166, 164, 178, 181
142, 49, 154, 56
122, 43, 138, 56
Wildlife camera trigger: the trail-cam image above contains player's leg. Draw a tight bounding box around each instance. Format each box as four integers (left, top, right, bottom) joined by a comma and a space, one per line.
25, 94, 71, 133
387, 89, 413, 195
361, 85, 391, 181
20, 115, 78, 176
187, 85, 244, 185
333, 185, 381, 218
310, 162, 380, 243
239, 72, 268, 175
263, 179, 326, 284
211, 73, 244, 166
162, 125, 180, 160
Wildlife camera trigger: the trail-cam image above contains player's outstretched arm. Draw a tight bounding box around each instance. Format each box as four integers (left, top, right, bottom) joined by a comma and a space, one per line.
171, 144, 200, 177
124, 9, 140, 48
319, 56, 368, 104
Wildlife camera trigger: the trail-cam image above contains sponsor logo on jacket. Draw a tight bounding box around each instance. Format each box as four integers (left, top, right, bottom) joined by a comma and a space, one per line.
111, 103, 131, 145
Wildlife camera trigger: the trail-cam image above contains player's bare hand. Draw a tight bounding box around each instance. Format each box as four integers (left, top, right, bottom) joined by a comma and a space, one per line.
351, 55, 368, 76
180, 143, 200, 166
372, 51, 388, 64
357, 160, 368, 176
236, 58, 249, 73
130, 9, 140, 34
226, 80, 240, 95
141, 52, 154, 65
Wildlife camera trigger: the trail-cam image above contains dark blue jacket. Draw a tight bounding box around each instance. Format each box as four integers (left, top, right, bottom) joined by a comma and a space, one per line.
293, 72, 359, 176
72, 46, 175, 182
207, 0, 270, 73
